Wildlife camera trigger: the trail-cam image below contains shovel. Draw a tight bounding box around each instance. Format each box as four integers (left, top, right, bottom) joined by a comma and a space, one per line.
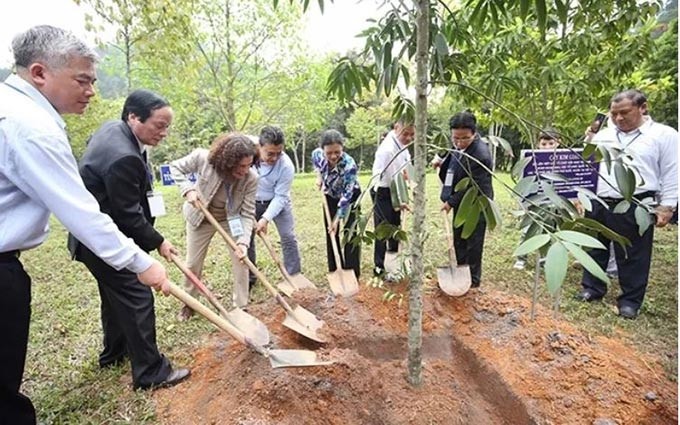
195, 200, 328, 343
170, 254, 271, 347
321, 192, 360, 297
167, 281, 332, 368
257, 232, 315, 296
437, 209, 472, 296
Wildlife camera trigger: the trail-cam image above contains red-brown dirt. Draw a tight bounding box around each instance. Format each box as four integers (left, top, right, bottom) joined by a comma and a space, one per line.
154, 281, 677, 425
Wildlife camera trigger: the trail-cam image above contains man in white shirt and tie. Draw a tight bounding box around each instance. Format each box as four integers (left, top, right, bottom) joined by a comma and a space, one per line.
371, 119, 414, 278
577, 89, 677, 319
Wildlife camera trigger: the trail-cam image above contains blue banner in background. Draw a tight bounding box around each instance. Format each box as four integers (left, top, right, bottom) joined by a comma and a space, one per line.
159, 165, 197, 186
521, 148, 599, 199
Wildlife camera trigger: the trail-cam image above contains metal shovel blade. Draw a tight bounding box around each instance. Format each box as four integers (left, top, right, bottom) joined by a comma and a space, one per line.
277, 273, 316, 297
384, 251, 400, 275
224, 308, 271, 347
437, 265, 472, 297
267, 349, 334, 368
327, 269, 359, 297
282, 305, 327, 343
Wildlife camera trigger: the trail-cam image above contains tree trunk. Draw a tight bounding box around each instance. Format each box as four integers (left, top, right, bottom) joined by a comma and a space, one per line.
407, 0, 429, 387
301, 131, 306, 173
224, 0, 237, 130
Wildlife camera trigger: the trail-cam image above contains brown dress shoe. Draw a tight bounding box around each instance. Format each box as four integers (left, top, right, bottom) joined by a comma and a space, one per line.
176, 305, 194, 322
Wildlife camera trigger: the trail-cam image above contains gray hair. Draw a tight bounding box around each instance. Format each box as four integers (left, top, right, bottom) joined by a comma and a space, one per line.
11, 25, 98, 70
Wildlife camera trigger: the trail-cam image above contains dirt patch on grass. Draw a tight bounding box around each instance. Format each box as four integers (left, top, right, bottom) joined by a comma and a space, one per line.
154, 282, 677, 424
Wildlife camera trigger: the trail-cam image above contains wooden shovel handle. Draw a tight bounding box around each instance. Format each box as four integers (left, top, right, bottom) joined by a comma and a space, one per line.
320, 192, 345, 275
167, 281, 266, 354
170, 254, 230, 318
441, 209, 458, 265
194, 200, 296, 315
258, 233, 292, 280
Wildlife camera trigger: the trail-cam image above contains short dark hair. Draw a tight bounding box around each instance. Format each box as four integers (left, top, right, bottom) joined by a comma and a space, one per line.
259, 125, 284, 146
121, 89, 170, 122
610, 89, 647, 108
449, 111, 477, 133
539, 128, 560, 141
319, 129, 344, 148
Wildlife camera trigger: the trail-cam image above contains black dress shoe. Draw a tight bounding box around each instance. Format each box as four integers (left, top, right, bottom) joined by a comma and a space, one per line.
618, 305, 639, 319
575, 289, 603, 302
135, 368, 191, 390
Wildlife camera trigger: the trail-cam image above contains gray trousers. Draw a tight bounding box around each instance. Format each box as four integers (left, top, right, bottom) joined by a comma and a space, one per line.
248, 200, 301, 284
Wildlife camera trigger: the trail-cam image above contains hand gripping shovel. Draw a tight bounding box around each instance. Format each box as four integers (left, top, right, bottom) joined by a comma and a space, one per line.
437, 209, 472, 296
257, 233, 315, 297
195, 200, 328, 343
321, 193, 360, 297
167, 281, 332, 368
170, 254, 271, 347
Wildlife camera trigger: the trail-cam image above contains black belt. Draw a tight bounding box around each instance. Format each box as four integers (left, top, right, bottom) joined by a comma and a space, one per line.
256, 200, 272, 204
600, 191, 656, 205
0, 250, 20, 262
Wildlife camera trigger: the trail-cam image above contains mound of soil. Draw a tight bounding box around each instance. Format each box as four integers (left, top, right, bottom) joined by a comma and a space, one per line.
155, 281, 677, 425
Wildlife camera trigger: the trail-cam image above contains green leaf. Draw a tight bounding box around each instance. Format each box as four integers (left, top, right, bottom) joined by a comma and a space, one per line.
519, 0, 529, 19
454, 177, 470, 192
511, 155, 532, 180
434, 32, 449, 57
454, 188, 477, 228
514, 176, 538, 197
582, 143, 597, 160
540, 172, 568, 182
563, 241, 610, 285
577, 191, 592, 212
544, 242, 568, 295
514, 234, 551, 257
613, 162, 633, 200
613, 200, 630, 214
461, 201, 481, 239
535, 0, 547, 35
634, 205, 653, 236
554, 230, 606, 250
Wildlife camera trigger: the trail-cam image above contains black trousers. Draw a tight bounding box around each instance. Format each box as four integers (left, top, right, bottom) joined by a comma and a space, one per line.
581, 200, 655, 310
0, 254, 36, 425
324, 190, 361, 278
76, 246, 171, 389
371, 187, 401, 271
452, 216, 487, 286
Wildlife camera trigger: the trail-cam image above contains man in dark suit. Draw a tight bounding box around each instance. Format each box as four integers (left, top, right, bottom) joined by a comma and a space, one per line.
68, 89, 189, 390
439, 111, 494, 287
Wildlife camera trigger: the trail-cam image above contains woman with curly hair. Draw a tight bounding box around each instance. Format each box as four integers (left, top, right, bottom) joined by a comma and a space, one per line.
169, 133, 259, 320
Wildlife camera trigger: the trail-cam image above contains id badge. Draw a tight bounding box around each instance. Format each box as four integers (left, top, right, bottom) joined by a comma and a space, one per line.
147, 191, 166, 217
444, 171, 454, 187
228, 215, 244, 237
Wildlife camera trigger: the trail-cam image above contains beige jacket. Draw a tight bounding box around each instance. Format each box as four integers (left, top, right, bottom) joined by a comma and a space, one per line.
169, 148, 257, 246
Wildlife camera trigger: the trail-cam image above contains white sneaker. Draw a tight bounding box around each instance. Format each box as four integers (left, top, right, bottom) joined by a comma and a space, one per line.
513, 260, 525, 270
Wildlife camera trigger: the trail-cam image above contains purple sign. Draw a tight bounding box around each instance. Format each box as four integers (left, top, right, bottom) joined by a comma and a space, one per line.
521, 148, 599, 199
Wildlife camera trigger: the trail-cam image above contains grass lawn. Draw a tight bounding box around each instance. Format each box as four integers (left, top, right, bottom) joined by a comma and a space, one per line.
21, 171, 677, 423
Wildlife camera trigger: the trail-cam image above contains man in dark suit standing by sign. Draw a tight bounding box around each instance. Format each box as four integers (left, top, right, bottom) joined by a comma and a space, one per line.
439, 111, 494, 288
68, 90, 189, 390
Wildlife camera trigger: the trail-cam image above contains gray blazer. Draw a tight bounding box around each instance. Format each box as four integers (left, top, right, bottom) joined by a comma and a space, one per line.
169, 148, 257, 246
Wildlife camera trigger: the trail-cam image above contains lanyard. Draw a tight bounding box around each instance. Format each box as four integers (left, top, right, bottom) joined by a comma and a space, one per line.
616, 129, 642, 147
224, 182, 234, 213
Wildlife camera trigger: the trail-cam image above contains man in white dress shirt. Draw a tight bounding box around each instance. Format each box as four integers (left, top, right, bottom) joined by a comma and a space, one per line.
371, 119, 414, 278
0, 26, 170, 424
576, 89, 677, 319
